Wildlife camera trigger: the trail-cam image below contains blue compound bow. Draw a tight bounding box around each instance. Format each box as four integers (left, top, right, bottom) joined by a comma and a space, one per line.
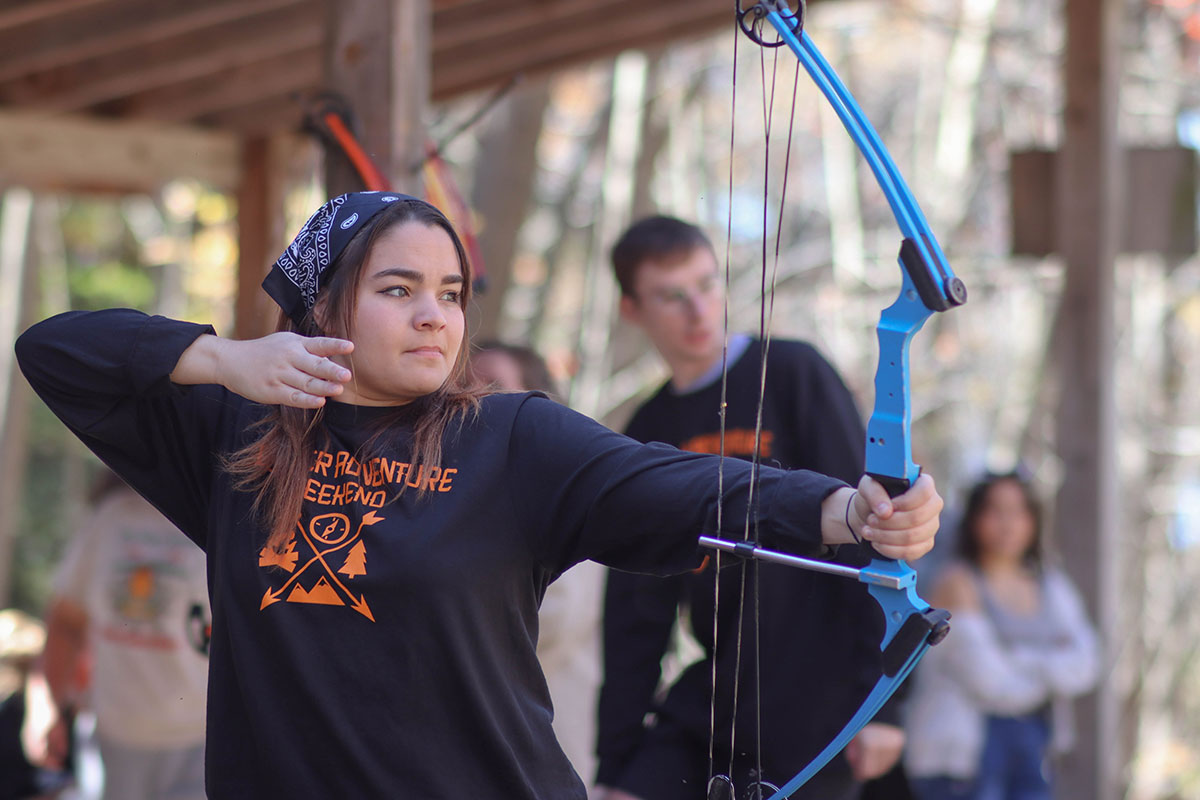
699, 0, 967, 796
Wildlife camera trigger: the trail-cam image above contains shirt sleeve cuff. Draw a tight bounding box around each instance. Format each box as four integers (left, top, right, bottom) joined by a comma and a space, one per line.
758, 470, 848, 556
128, 315, 217, 395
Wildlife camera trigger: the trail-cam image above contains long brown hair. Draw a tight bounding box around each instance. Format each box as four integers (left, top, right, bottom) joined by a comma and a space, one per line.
956, 472, 1044, 572
226, 198, 485, 550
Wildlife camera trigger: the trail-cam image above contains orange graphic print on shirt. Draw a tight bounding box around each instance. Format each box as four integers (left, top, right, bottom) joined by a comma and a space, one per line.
258, 509, 383, 622
256, 448, 458, 623
680, 428, 773, 459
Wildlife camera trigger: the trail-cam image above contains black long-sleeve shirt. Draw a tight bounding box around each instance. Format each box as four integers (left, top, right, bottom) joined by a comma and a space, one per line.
597, 339, 895, 793
16, 311, 845, 800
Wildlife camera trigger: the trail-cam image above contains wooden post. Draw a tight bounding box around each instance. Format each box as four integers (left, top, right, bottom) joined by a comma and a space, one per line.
323, 0, 429, 196
235, 135, 315, 339
1053, 0, 1122, 798
236, 136, 275, 339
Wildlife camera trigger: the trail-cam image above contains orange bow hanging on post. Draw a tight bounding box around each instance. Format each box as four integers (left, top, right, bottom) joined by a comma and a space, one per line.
302, 92, 488, 292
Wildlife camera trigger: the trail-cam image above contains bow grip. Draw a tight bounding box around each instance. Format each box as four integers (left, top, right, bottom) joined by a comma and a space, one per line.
863, 469, 918, 561
866, 471, 916, 499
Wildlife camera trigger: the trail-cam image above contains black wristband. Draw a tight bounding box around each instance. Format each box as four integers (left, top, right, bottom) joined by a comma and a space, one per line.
845, 490, 861, 544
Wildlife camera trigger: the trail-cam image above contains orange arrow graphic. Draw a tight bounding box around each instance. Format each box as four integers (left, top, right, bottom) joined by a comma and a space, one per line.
260, 586, 286, 610
349, 594, 375, 622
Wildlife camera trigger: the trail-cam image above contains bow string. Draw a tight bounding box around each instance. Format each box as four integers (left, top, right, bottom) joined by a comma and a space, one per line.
700, 0, 966, 796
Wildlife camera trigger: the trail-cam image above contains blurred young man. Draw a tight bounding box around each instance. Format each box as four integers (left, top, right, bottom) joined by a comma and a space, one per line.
595, 216, 905, 800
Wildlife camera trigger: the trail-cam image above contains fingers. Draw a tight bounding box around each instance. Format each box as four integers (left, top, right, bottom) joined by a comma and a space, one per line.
863, 507, 941, 560
303, 336, 354, 358
856, 474, 895, 519
280, 360, 352, 407
857, 473, 943, 560
304, 353, 353, 383
856, 472, 938, 517
252, 334, 354, 409
280, 372, 347, 405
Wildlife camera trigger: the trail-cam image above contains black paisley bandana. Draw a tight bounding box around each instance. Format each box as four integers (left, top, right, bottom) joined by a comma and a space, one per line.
263, 191, 418, 326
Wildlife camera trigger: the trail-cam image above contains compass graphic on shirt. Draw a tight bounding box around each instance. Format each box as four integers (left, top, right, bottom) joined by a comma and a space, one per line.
258, 510, 383, 622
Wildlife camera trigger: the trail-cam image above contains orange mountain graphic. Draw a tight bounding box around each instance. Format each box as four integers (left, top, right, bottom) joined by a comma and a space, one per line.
286, 577, 345, 607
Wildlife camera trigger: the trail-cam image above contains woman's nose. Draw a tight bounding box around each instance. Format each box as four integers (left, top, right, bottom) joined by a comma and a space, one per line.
413, 294, 447, 329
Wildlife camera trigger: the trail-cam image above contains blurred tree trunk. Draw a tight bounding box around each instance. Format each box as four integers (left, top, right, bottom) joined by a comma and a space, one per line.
570, 52, 648, 418
470, 78, 551, 341
631, 49, 666, 221
0, 188, 36, 607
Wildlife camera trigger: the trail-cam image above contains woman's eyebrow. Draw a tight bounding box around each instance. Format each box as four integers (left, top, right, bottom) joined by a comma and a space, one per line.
370, 267, 463, 285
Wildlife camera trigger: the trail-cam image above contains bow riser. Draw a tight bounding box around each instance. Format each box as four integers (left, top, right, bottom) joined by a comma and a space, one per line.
866, 269, 930, 493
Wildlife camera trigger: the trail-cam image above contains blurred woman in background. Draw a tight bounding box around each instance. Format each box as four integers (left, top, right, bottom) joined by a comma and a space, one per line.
904, 472, 1099, 800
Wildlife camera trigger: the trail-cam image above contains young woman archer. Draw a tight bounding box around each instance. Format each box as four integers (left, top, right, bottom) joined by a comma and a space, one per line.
16, 192, 944, 799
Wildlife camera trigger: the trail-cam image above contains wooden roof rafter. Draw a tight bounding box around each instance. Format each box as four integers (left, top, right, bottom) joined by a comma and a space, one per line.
0, 0, 738, 134
0, 0, 309, 83
0, 3, 323, 113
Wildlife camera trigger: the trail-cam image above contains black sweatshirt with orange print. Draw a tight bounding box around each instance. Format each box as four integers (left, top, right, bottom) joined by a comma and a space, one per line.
597, 339, 901, 799
16, 311, 845, 800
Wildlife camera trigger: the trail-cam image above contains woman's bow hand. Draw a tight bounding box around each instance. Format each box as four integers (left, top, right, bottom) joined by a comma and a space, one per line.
826, 473, 943, 561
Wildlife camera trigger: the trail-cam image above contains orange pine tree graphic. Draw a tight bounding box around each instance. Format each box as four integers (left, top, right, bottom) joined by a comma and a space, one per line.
338, 541, 367, 579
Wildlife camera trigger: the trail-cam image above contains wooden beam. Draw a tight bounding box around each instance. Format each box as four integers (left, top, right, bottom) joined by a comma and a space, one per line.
324, 0, 430, 195
0, 110, 240, 192
433, 23, 724, 99
0, 4, 323, 113
434, 0, 570, 38
0, 0, 308, 83
435, 0, 644, 51
105, 46, 322, 124
430, 0, 491, 13
199, 94, 309, 136
432, 0, 727, 99
1053, 0, 1122, 798
0, 0, 109, 29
